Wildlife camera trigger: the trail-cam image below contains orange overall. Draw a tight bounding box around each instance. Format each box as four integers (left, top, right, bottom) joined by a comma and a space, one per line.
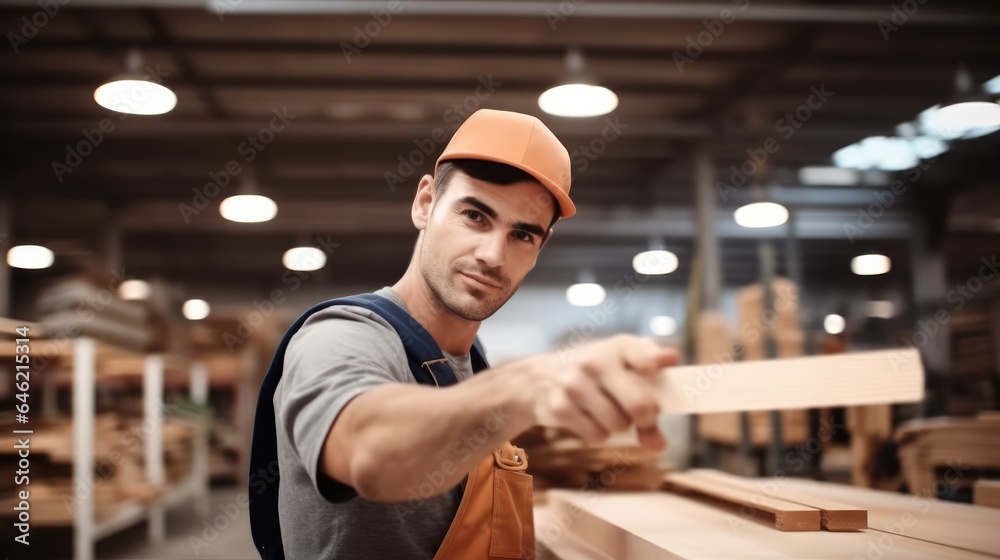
433, 442, 535, 560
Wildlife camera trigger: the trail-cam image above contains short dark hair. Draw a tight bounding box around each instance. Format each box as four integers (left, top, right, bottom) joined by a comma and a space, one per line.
434, 159, 561, 230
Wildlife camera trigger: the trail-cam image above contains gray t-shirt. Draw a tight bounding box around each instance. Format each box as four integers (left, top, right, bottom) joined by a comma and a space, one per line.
273, 287, 474, 559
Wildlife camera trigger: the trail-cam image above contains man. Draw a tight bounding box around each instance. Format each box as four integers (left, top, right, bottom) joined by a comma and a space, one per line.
250, 109, 677, 559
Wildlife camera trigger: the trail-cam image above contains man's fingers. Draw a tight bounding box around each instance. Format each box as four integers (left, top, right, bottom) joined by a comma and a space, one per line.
597, 374, 660, 429
637, 426, 667, 452
565, 372, 632, 435
621, 337, 679, 375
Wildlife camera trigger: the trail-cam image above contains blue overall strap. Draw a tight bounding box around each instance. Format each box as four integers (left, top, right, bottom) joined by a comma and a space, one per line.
248, 293, 488, 560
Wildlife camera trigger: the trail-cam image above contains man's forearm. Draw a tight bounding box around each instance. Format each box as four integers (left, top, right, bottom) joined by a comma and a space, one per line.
324, 362, 536, 502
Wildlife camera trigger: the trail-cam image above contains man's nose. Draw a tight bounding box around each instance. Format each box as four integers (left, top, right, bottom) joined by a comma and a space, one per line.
474, 231, 506, 269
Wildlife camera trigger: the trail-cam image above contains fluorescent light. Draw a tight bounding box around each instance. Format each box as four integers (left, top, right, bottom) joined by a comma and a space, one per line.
931, 101, 1000, 134
538, 83, 618, 118
118, 279, 151, 300
283, 246, 326, 271
649, 315, 677, 337
220, 194, 278, 223
798, 166, 859, 186
823, 314, 846, 335
851, 254, 891, 276
985, 74, 1000, 95
182, 299, 210, 320
734, 202, 788, 228
94, 79, 177, 115
632, 249, 678, 275
860, 136, 919, 171
833, 143, 869, 169
919, 104, 1000, 140
6, 245, 54, 269
865, 300, 895, 319
566, 283, 605, 307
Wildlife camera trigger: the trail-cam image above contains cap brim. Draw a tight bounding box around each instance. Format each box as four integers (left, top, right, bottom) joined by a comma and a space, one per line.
436, 153, 576, 219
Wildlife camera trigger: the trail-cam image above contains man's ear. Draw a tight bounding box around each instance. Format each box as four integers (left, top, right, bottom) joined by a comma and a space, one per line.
412, 174, 436, 230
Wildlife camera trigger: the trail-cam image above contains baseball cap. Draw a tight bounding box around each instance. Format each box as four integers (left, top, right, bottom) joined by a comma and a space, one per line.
435, 109, 576, 219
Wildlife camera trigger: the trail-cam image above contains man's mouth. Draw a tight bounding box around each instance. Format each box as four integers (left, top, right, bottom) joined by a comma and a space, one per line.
459, 271, 502, 290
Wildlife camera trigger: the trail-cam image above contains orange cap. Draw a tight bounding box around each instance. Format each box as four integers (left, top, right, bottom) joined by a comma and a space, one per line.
435, 109, 575, 219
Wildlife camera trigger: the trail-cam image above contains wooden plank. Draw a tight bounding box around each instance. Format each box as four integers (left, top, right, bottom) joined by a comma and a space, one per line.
547, 490, 996, 560
974, 480, 1000, 509
665, 472, 822, 531
781, 478, 1000, 558
659, 349, 924, 414
686, 469, 867, 531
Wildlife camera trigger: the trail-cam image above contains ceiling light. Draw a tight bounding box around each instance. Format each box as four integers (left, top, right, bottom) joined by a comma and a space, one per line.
918, 105, 1000, 140
860, 136, 919, 171
823, 314, 846, 335
865, 300, 895, 319
632, 249, 678, 275
985, 74, 1000, 95
119, 279, 151, 300
220, 194, 277, 223
798, 166, 859, 186
649, 315, 677, 337
94, 50, 176, 115
566, 283, 606, 307
734, 202, 789, 228
182, 299, 210, 321
539, 48, 618, 118
283, 246, 326, 271
833, 143, 869, 169
6, 244, 54, 269
851, 254, 891, 276
929, 66, 1000, 138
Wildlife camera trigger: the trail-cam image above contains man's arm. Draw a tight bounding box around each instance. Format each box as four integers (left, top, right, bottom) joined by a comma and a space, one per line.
323, 334, 678, 502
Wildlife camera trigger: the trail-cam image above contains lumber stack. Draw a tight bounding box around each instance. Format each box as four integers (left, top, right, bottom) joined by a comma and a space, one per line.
540, 476, 1000, 559
663, 469, 866, 531
697, 280, 810, 449
895, 412, 1000, 497
974, 480, 1000, 508
514, 428, 664, 493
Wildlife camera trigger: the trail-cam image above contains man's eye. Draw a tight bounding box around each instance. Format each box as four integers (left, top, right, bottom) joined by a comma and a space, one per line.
465, 210, 483, 222
514, 231, 533, 243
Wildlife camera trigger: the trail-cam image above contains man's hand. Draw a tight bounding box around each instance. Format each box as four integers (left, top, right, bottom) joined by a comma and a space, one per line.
522, 334, 679, 450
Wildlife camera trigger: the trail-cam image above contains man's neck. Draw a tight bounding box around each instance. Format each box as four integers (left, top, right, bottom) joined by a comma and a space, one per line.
391, 267, 480, 356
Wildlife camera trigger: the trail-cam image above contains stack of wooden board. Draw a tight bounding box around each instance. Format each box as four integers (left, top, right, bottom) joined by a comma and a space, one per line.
974, 480, 1000, 508
663, 469, 866, 531
515, 428, 664, 493
697, 280, 810, 449
539, 477, 1000, 559
895, 412, 1000, 496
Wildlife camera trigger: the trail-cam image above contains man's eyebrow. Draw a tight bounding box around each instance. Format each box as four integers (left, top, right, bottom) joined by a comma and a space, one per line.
456, 196, 547, 238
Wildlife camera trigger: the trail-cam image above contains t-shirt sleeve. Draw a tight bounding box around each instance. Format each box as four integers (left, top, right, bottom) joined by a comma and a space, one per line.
274, 306, 410, 502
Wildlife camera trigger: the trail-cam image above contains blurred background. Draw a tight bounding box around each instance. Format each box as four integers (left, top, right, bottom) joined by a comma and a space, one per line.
1, 0, 999, 558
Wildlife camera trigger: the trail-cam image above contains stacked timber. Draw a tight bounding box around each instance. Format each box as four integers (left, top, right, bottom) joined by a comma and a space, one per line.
895, 411, 1000, 497
696, 280, 810, 448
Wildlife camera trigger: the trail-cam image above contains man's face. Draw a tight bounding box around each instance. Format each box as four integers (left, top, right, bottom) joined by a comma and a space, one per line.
418, 170, 556, 322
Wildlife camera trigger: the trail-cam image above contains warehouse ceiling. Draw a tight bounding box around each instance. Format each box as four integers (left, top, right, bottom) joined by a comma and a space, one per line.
2, 0, 1000, 305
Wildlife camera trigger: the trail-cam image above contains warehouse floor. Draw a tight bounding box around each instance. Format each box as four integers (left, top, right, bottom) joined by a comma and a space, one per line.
98, 487, 259, 560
